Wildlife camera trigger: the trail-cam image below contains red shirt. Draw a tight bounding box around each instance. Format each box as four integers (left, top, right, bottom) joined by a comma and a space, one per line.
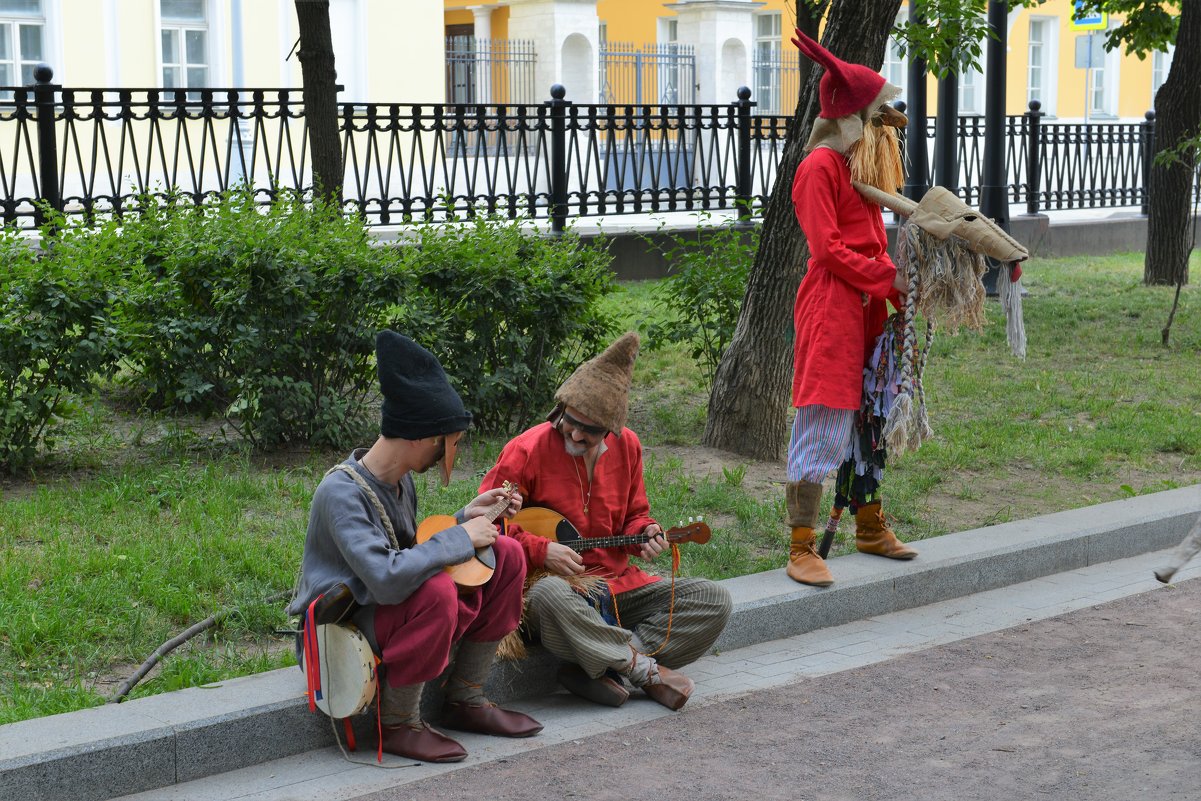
791, 147, 902, 409
480, 423, 659, 595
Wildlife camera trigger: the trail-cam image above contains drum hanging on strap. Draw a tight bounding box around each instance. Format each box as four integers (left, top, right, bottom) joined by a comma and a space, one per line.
309, 623, 378, 719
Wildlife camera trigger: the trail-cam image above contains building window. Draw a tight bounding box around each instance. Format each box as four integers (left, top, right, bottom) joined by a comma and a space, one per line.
161, 0, 208, 99
753, 12, 782, 114
882, 12, 906, 100
1087, 24, 1119, 117
1152, 44, 1174, 99
1024, 16, 1058, 116
1027, 18, 1047, 107
659, 18, 677, 45
0, 0, 44, 90
959, 64, 982, 115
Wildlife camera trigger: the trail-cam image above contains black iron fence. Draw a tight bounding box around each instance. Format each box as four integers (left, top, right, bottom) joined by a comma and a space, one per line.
5, 69, 1197, 233
908, 101, 1168, 213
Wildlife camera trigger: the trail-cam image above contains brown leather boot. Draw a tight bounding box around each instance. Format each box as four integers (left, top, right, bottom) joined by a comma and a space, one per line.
785, 481, 833, 586
787, 526, 834, 586
854, 501, 918, 559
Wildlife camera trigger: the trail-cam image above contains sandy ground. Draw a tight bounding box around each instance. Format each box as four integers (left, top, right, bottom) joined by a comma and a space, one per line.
356, 578, 1201, 801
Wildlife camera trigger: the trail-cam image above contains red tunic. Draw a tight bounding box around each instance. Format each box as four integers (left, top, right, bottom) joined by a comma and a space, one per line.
791, 147, 902, 409
480, 423, 659, 595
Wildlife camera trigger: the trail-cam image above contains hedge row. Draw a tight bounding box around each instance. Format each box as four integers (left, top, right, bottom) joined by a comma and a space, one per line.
0, 193, 617, 473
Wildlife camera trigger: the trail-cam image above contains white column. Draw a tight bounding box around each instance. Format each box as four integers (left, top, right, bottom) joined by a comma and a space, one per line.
469, 5, 494, 104
507, 0, 599, 103
667, 0, 762, 105
103, 0, 121, 87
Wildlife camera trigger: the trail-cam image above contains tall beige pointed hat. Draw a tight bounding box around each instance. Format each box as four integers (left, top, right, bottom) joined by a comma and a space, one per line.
553, 332, 640, 435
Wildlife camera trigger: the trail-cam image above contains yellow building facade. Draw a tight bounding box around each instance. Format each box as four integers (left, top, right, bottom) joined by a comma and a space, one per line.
6, 0, 445, 103
442, 0, 1175, 119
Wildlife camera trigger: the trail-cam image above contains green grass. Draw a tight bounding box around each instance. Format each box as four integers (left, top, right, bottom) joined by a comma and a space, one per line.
2, 250, 1198, 724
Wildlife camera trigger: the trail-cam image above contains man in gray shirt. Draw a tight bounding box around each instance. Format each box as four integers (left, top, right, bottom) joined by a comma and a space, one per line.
289, 331, 539, 763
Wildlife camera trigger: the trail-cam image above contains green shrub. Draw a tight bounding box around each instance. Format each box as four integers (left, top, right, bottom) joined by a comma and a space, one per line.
0, 223, 123, 473
115, 190, 399, 447
642, 215, 756, 384
394, 216, 617, 433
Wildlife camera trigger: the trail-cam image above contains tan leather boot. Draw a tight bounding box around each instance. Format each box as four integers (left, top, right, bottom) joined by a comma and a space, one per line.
854, 501, 918, 559
787, 526, 834, 586
785, 481, 833, 586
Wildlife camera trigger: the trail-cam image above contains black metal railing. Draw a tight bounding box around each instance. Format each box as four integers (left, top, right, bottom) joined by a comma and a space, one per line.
6, 69, 1198, 233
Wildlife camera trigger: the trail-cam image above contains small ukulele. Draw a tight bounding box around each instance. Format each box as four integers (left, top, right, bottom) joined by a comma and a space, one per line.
415, 481, 517, 588
510, 506, 711, 551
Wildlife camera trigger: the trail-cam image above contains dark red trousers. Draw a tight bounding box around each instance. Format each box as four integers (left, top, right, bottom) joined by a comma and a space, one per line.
373, 534, 525, 687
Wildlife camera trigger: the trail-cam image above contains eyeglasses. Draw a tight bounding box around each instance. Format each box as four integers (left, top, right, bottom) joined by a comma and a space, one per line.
559, 410, 608, 438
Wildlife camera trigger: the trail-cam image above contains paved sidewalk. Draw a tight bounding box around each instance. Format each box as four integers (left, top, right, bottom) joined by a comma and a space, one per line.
112, 547, 1200, 801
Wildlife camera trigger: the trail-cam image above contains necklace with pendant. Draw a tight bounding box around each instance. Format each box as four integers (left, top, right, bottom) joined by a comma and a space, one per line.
572, 457, 592, 514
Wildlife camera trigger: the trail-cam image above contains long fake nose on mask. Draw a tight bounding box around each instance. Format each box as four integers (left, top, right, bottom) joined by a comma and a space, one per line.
439, 431, 462, 487
873, 103, 908, 129
853, 182, 1029, 264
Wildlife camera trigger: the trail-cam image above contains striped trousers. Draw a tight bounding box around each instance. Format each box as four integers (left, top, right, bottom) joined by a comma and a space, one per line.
524, 576, 732, 680
787, 404, 856, 484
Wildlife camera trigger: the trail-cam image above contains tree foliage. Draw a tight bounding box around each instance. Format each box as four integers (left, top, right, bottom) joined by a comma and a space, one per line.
893, 0, 1043, 78
1077, 0, 1181, 57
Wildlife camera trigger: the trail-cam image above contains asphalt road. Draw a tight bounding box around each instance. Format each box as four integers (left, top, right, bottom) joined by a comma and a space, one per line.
355, 577, 1201, 801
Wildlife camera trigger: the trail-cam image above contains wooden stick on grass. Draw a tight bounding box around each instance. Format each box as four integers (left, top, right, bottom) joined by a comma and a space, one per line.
108, 591, 292, 704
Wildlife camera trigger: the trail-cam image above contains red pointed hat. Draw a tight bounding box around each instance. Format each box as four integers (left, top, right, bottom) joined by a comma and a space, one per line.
792, 28, 887, 120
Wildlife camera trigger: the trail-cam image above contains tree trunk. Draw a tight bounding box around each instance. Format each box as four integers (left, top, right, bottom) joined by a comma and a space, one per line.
793, 2, 826, 114
1145, 0, 1200, 286
294, 0, 343, 205
702, 0, 902, 460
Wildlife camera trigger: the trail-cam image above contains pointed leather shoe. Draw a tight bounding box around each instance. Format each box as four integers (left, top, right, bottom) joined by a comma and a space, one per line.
379, 722, 467, 763
440, 701, 543, 738
557, 663, 630, 707
642, 665, 695, 711
854, 503, 918, 560
786, 526, 834, 586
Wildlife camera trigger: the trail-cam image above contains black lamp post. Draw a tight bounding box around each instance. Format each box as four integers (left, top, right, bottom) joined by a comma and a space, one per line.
980, 0, 1012, 294
903, 5, 929, 203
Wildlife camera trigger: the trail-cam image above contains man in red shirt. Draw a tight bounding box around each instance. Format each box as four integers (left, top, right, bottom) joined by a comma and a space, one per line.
480, 333, 731, 710
785, 29, 919, 587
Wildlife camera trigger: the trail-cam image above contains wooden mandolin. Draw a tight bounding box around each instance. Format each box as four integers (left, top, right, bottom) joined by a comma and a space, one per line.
415, 482, 516, 588
510, 506, 711, 551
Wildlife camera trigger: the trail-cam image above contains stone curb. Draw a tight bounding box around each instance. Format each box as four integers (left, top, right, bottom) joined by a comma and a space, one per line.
2, 485, 1197, 801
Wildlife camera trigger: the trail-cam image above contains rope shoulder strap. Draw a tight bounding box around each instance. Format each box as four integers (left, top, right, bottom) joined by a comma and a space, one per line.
327, 464, 401, 551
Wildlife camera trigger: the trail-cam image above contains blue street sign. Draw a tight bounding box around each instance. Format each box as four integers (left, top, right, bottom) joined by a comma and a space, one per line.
1070, 1, 1108, 31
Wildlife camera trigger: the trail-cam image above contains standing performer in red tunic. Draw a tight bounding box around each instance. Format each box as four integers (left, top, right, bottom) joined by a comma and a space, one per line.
784, 29, 919, 587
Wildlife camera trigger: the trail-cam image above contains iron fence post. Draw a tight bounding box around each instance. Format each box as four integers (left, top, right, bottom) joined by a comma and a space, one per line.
734, 86, 753, 223
546, 84, 570, 234
903, 6, 929, 202
934, 73, 959, 194
1025, 100, 1042, 215
31, 63, 61, 228
1140, 110, 1155, 216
